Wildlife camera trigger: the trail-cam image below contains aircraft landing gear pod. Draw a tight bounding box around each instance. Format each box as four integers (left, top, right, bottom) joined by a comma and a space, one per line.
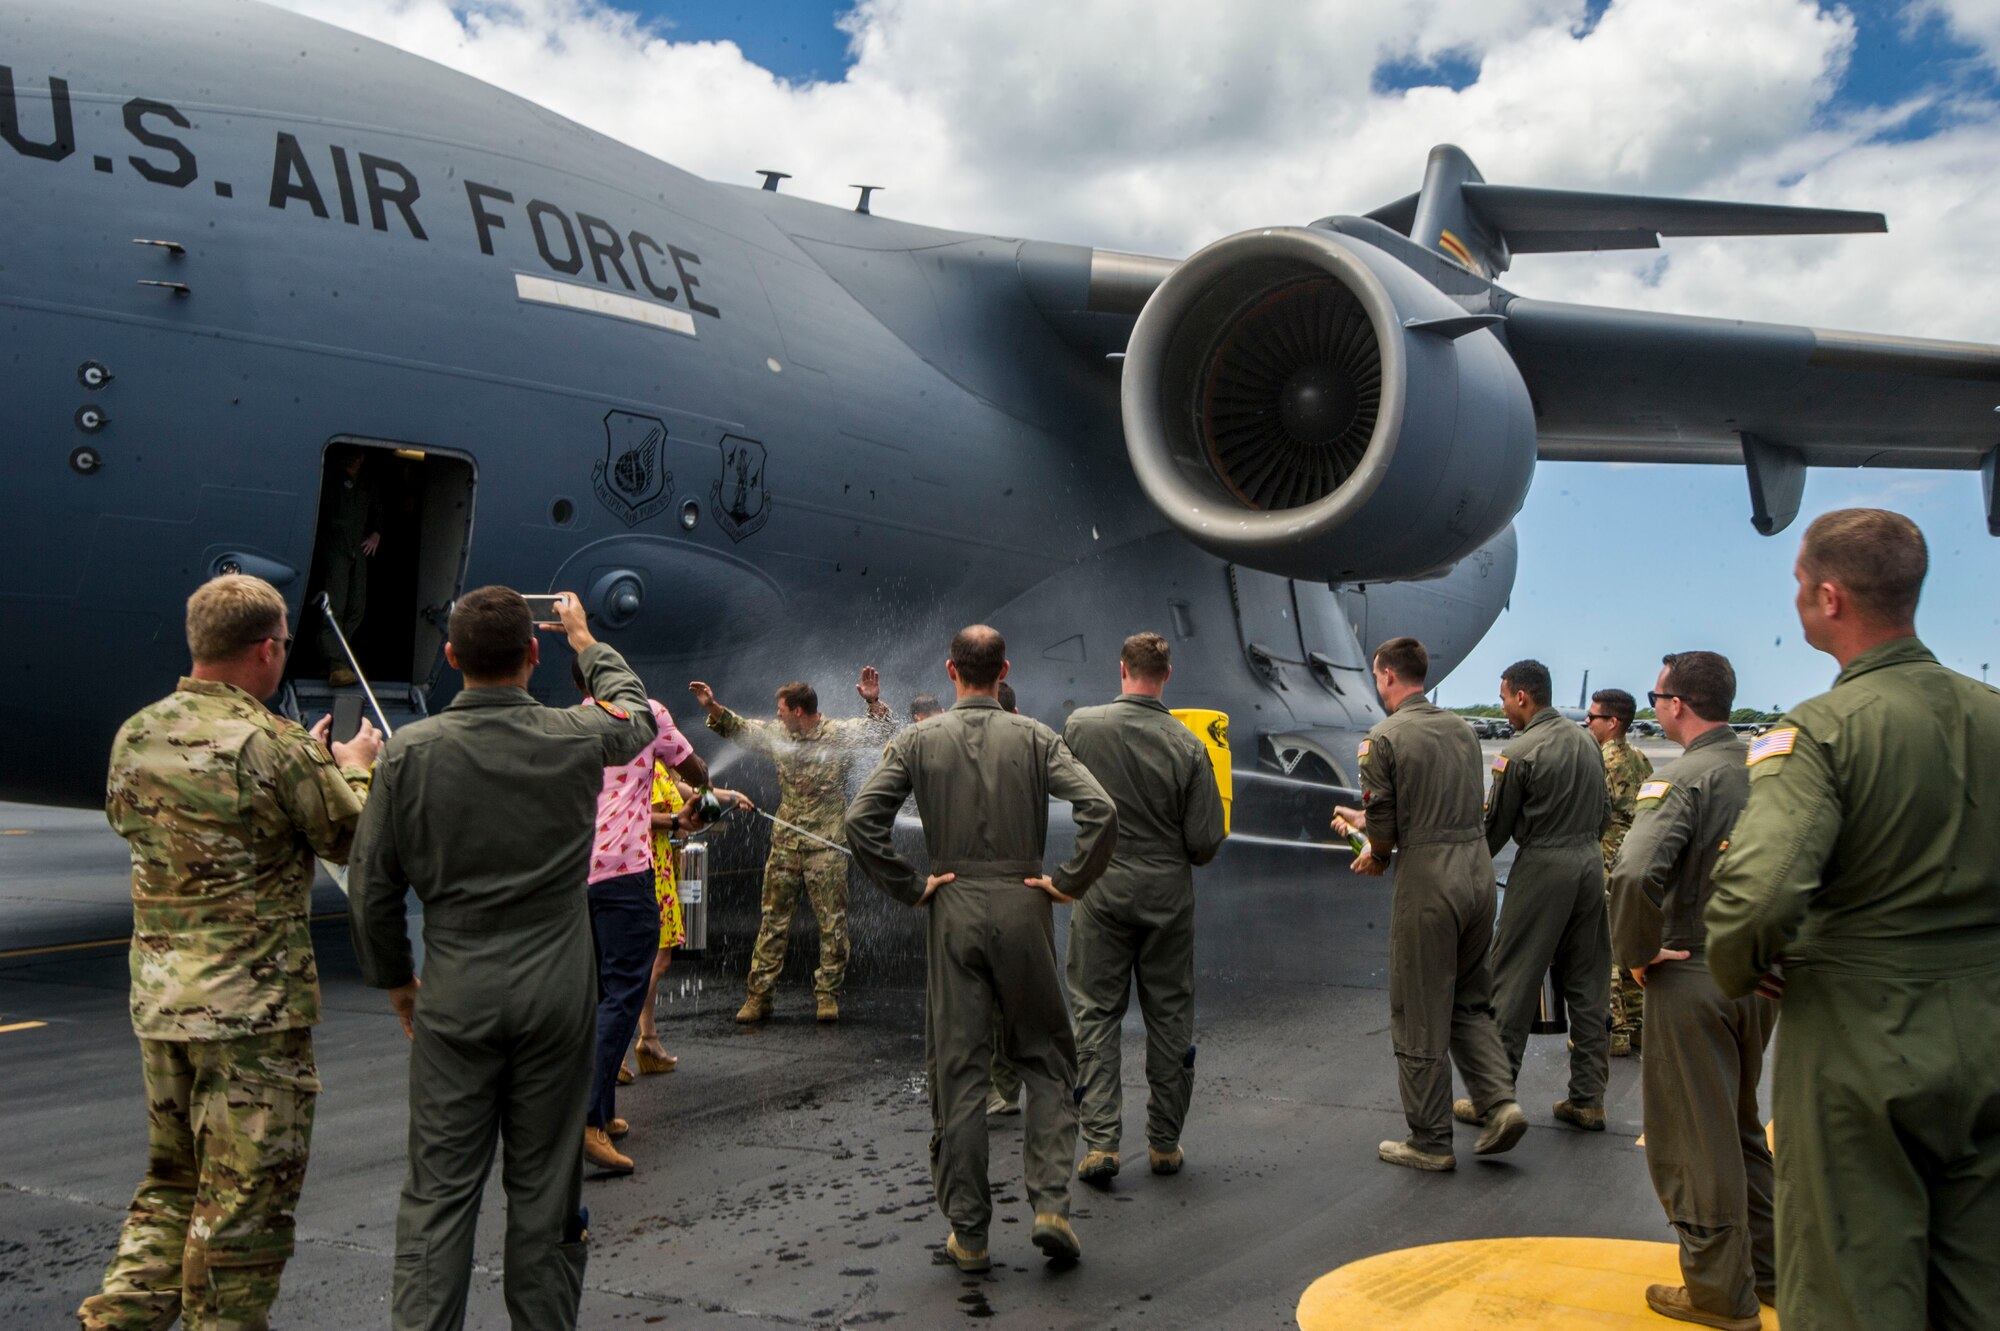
1119, 227, 1537, 584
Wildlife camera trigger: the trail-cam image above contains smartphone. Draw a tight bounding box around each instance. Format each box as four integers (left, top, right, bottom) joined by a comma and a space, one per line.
331, 693, 364, 745
522, 593, 566, 627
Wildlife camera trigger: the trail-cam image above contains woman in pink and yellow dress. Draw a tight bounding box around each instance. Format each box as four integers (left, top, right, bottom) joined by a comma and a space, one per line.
626, 766, 750, 1079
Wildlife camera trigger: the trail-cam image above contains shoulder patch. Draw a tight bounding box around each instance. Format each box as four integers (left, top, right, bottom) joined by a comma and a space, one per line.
1357, 738, 1372, 762
1636, 780, 1671, 801
1491, 754, 1509, 774
594, 699, 631, 721
1747, 728, 1798, 766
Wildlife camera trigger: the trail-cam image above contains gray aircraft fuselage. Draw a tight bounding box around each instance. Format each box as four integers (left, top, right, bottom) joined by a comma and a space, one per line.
5, 0, 1510, 811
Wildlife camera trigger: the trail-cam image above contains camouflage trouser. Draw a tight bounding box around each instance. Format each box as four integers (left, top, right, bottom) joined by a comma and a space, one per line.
1606, 883, 1645, 1045
745, 843, 849, 998
79, 1028, 319, 1331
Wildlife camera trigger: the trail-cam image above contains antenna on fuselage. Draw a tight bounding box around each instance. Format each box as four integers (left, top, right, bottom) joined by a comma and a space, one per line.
756, 169, 791, 192
850, 184, 883, 214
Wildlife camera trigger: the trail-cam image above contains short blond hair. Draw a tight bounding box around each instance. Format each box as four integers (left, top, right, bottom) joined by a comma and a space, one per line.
186, 575, 287, 663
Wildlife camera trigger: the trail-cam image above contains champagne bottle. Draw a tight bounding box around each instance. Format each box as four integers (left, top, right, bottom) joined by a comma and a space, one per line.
693, 787, 725, 823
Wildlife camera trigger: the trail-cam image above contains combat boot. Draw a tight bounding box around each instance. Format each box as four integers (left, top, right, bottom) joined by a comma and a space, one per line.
1553, 1099, 1606, 1131
1148, 1145, 1184, 1175
815, 994, 840, 1023
1643, 1284, 1762, 1330
735, 992, 772, 1024
1609, 1031, 1634, 1057
1452, 1098, 1485, 1126
943, 1233, 990, 1273
607, 1118, 629, 1140
1377, 1139, 1455, 1171
328, 665, 357, 687
1475, 1100, 1529, 1155
583, 1127, 634, 1174
1076, 1150, 1120, 1183
1031, 1214, 1081, 1265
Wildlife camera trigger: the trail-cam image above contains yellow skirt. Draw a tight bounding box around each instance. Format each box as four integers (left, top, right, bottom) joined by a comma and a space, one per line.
650, 763, 687, 950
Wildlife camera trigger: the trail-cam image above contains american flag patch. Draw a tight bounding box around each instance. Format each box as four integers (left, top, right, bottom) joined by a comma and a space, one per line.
1491, 755, 1509, 773
1747, 729, 1799, 766
1358, 739, 1372, 761
1637, 780, 1670, 801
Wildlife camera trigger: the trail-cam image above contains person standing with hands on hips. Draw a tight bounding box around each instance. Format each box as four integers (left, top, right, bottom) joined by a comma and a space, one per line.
844, 625, 1117, 1274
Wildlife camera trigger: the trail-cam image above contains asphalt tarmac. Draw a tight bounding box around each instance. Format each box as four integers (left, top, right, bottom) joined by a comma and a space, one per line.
0, 739, 1709, 1330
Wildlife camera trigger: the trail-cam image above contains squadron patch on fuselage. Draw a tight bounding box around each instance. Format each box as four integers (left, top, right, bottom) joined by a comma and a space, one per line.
593, 410, 676, 527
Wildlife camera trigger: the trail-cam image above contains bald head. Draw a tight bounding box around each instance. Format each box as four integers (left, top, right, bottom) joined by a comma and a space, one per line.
949, 624, 1007, 690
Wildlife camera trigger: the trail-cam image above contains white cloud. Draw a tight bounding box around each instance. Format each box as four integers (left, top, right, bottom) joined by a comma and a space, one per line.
1921, 0, 2000, 66
261, 0, 2000, 343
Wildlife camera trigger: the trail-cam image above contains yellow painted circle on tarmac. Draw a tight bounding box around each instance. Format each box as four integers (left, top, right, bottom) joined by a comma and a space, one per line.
1297, 1237, 1780, 1329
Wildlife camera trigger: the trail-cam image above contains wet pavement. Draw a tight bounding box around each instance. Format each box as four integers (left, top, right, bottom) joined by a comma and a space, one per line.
1, 767, 1699, 1329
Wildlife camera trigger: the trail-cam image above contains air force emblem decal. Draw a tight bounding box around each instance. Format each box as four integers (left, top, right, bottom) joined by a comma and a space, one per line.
593, 411, 676, 527
712, 433, 769, 541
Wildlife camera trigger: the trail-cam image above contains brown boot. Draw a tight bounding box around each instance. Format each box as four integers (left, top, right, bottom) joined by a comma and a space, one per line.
1077, 1150, 1120, 1183
584, 1127, 633, 1174
815, 994, 839, 1023
1148, 1145, 1184, 1175
1643, 1284, 1762, 1330
735, 992, 772, 1024
328, 666, 357, 687
1475, 1100, 1529, 1155
1452, 1098, 1485, 1126
1031, 1213, 1080, 1265
607, 1118, 629, 1140
1378, 1139, 1455, 1171
943, 1233, 990, 1273
1553, 1099, 1606, 1132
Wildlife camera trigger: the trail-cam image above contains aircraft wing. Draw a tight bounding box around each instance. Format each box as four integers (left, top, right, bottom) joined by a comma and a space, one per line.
1504, 297, 2000, 473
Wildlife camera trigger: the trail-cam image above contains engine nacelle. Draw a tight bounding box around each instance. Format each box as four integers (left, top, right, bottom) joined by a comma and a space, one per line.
1120, 226, 1536, 582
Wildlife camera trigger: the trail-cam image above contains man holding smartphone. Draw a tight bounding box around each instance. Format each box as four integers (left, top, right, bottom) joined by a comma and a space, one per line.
348, 589, 657, 1331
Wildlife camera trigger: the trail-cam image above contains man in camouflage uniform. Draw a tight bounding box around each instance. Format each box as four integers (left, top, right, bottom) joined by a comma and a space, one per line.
1588, 686, 1654, 1056
81, 574, 381, 1331
691, 668, 891, 1023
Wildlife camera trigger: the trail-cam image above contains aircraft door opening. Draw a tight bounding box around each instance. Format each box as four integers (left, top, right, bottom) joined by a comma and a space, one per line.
290, 440, 475, 728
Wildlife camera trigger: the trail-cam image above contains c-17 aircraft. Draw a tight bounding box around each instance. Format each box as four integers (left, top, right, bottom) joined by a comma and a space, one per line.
4, 0, 1998, 830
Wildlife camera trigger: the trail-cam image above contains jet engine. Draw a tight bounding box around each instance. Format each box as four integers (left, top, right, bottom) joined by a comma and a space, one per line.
1120, 227, 1536, 582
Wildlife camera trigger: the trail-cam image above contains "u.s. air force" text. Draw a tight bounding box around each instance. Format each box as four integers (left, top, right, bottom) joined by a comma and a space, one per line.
0, 65, 720, 320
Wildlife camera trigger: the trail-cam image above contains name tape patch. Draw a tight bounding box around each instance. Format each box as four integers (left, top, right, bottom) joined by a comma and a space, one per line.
1747, 729, 1798, 766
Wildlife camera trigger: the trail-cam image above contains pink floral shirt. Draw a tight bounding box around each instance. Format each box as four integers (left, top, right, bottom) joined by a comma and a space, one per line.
587, 698, 695, 884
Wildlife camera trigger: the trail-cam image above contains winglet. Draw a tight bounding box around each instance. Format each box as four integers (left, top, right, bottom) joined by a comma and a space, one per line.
1367, 145, 1887, 276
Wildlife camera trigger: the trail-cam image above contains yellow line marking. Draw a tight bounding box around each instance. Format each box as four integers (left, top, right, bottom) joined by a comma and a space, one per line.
1298, 1237, 1782, 1329
0, 1021, 49, 1034
0, 912, 348, 960
2, 829, 32, 835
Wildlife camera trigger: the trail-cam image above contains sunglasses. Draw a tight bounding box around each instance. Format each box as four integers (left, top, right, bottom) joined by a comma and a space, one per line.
1646, 691, 1683, 709
1585, 713, 1618, 723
